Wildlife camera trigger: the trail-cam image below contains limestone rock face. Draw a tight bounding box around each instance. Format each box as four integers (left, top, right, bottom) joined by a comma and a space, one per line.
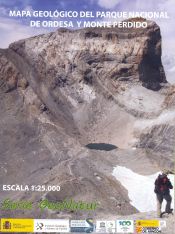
10, 21, 166, 92
0, 21, 174, 220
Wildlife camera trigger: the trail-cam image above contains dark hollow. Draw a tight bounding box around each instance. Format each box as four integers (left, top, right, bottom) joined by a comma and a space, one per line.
85, 143, 117, 151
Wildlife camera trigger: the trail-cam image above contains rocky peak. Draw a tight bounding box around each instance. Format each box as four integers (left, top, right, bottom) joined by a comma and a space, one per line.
8, 20, 166, 92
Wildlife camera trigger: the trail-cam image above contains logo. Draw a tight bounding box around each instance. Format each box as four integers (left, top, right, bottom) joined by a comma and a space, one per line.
3, 221, 11, 230
1, 219, 34, 233
96, 220, 116, 233
136, 220, 160, 234
136, 226, 142, 233
143, 227, 161, 233
34, 219, 69, 233
70, 218, 94, 233
116, 220, 134, 233
136, 220, 159, 228
99, 222, 105, 228
136, 227, 161, 233
36, 222, 44, 230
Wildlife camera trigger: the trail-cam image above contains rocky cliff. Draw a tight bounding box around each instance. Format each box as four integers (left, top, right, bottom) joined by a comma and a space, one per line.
0, 21, 174, 221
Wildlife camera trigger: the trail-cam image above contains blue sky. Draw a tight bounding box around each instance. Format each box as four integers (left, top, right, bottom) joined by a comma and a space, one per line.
0, 0, 175, 82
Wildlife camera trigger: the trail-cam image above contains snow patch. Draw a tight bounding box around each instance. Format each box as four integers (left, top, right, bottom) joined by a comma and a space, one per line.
112, 166, 174, 212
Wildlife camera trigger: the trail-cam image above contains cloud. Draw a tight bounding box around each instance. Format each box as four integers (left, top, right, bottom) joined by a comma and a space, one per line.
135, 0, 159, 10
0, 0, 17, 6
57, 0, 67, 8
162, 52, 175, 84
23, 5, 34, 12
0, 6, 7, 15
0, 0, 32, 6
97, 0, 121, 9
0, 17, 48, 48
155, 0, 175, 83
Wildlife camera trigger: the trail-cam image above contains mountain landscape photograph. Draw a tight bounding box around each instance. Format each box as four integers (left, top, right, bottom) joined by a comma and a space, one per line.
0, 0, 175, 234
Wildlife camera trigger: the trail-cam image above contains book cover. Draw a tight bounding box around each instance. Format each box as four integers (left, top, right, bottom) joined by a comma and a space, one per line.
0, 0, 174, 233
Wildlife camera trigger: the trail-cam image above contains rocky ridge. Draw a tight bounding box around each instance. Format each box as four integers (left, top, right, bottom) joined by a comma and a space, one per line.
0, 20, 174, 228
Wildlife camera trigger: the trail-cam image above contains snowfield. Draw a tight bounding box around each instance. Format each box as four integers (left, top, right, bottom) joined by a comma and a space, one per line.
112, 166, 174, 212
